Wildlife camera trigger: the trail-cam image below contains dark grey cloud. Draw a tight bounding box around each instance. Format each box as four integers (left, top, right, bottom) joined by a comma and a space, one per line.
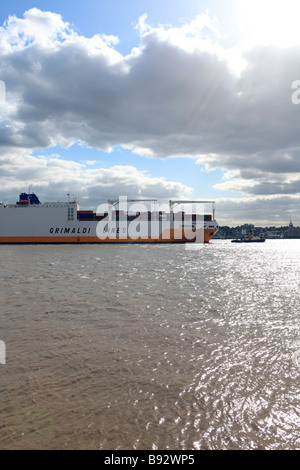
1, 12, 299, 164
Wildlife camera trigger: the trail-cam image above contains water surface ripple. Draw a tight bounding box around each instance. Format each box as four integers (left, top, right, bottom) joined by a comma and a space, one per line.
0, 240, 299, 449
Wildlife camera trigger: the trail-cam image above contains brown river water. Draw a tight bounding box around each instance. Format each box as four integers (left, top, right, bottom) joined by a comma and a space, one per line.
0, 240, 299, 450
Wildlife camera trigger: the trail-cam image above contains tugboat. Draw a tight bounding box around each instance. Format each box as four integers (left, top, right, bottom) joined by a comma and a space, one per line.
231, 232, 265, 243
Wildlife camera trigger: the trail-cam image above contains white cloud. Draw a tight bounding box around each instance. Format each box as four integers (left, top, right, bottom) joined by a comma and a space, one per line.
0, 8, 71, 51
134, 13, 150, 35
138, 13, 223, 55
0, 151, 193, 207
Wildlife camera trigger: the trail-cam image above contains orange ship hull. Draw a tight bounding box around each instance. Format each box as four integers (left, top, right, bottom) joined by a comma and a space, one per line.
0, 228, 218, 244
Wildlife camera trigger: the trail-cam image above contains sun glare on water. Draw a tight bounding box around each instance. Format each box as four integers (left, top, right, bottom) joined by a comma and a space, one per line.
234, 0, 300, 47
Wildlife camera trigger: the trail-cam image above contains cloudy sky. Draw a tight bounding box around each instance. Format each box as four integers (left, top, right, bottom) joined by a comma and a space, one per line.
1, 0, 300, 226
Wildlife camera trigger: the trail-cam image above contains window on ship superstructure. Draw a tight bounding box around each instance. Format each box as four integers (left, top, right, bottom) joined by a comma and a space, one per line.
68, 207, 74, 221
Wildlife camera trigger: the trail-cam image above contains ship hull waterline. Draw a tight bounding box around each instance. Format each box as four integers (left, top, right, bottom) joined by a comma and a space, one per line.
0, 229, 218, 245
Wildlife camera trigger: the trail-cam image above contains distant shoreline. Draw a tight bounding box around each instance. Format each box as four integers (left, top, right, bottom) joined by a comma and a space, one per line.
214, 236, 300, 240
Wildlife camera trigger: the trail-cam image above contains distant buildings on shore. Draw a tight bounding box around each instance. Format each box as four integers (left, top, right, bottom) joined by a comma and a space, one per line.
217, 221, 300, 239
285, 220, 300, 238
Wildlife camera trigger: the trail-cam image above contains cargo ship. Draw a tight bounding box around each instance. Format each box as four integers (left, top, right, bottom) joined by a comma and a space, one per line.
0, 193, 219, 244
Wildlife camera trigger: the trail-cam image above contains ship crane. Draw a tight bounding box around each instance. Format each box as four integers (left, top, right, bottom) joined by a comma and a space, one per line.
169, 200, 216, 221
107, 199, 158, 218
108, 199, 157, 206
